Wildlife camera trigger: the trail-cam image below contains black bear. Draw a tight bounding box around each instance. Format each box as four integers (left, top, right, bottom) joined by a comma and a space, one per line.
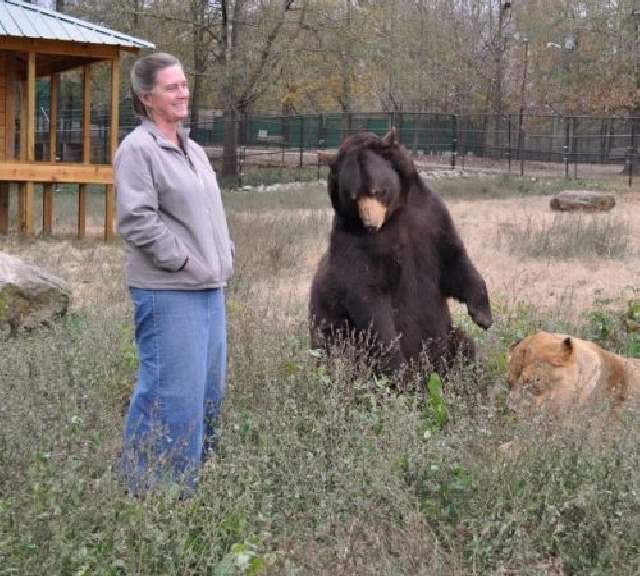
309, 129, 492, 375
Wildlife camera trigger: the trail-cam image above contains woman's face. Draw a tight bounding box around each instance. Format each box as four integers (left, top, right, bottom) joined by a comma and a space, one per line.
141, 65, 190, 123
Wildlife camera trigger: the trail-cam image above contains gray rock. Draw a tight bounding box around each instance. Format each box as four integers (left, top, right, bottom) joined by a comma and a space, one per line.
0, 252, 71, 335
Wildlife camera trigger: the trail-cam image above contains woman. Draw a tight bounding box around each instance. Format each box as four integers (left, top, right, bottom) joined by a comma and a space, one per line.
115, 52, 233, 490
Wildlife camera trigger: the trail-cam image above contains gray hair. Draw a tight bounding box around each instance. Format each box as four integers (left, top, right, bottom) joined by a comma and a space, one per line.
130, 52, 183, 119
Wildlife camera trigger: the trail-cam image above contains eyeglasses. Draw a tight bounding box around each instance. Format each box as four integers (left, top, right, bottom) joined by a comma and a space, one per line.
156, 81, 189, 94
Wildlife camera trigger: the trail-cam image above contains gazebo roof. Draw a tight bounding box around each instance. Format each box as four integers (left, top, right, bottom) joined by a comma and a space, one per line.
0, 0, 154, 50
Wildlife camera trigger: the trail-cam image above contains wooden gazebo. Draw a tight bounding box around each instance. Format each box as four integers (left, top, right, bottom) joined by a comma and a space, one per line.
0, 0, 153, 240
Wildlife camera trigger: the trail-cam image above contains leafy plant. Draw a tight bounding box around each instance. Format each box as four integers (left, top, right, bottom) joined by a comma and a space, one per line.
419, 373, 448, 435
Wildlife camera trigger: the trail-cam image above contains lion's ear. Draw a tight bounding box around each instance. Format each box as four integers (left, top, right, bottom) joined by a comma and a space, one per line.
562, 336, 573, 355
509, 337, 523, 351
382, 126, 398, 147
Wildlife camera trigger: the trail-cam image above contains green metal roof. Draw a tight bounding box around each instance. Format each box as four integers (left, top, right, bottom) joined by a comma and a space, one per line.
0, 0, 154, 50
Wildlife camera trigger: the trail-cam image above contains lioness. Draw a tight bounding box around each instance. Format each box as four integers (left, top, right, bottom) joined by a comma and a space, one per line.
507, 331, 640, 415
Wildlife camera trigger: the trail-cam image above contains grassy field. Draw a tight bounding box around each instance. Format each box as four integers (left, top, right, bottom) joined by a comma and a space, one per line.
2, 175, 640, 575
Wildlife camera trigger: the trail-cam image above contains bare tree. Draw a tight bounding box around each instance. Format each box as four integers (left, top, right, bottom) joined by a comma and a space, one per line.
216, 0, 301, 177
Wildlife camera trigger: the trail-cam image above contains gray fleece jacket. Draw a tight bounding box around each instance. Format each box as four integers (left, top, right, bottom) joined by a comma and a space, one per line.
115, 120, 233, 290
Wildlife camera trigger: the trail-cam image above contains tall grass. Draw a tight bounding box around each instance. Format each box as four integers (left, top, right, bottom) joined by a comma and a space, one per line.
2, 179, 640, 575
496, 214, 632, 260
220, 165, 329, 190
222, 180, 330, 213
428, 174, 620, 200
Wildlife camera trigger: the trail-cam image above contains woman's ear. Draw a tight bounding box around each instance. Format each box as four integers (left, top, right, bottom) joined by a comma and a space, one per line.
139, 91, 153, 110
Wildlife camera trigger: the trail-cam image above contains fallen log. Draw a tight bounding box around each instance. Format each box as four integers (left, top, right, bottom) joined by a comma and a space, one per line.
550, 191, 615, 213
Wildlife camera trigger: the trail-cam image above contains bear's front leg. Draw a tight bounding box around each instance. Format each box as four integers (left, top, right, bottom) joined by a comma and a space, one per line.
441, 246, 492, 329
343, 291, 406, 372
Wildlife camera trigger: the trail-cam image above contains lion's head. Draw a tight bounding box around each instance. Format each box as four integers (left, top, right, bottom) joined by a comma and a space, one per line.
506, 331, 632, 414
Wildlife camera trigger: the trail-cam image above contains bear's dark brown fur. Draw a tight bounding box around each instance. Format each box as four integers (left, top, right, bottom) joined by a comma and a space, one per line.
309, 129, 492, 375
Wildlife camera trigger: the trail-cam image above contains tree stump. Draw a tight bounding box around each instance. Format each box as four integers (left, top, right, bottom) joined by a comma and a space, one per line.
550, 191, 615, 213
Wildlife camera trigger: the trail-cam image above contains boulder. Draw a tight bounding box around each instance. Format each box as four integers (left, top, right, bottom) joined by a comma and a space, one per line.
550, 191, 615, 212
0, 252, 71, 335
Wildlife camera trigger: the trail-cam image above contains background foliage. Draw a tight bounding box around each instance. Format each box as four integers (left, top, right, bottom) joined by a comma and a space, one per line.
46, 0, 640, 119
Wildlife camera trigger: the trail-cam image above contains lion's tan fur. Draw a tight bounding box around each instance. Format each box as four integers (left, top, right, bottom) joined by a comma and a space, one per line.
507, 331, 640, 416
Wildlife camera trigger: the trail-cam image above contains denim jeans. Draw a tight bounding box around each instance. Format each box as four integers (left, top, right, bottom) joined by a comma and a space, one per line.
121, 287, 226, 490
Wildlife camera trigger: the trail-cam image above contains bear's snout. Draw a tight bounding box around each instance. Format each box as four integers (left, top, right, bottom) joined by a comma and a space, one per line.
358, 197, 386, 231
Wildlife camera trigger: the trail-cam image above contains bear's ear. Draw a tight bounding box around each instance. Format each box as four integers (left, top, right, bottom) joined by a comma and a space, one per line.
382, 126, 398, 147
318, 151, 337, 167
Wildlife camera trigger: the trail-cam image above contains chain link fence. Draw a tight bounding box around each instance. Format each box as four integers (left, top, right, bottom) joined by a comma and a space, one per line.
32, 110, 640, 187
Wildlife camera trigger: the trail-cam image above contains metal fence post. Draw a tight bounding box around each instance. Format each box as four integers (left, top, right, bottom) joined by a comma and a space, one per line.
507, 114, 512, 172
564, 118, 570, 179
317, 114, 324, 180
518, 110, 525, 177
451, 137, 457, 169
281, 115, 286, 167
573, 116, 578, 180
299, 116, 305, 169
630, 120, 636, 188
460, 115, 465, 170
450, 114, 457, 169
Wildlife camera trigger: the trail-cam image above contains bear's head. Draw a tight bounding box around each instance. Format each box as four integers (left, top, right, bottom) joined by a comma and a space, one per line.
325, 128, 417, 232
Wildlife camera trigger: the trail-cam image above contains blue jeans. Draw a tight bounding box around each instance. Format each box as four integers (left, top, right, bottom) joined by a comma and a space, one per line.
121, 287, 226, 490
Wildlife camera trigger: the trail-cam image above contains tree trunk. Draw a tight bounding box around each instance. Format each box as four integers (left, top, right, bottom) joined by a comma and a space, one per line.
189, 0, 208, 129
132, 0, 139, 29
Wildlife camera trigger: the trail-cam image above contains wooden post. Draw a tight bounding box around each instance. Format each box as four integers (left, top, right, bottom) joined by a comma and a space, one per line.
0, 184, 8, 234
0, 52, 11, 233
43, 73, 58, 236
42, 183, 53, 235
18, 52, 35, 235
26, 52, 35, 163
78, 64, 91, 239
17, 75, 26, 232
105, 53, 119, 241
82, 65, 91, 165
5, 52, 15, 161
78, 183, 86, 238
49, 73, 58, 162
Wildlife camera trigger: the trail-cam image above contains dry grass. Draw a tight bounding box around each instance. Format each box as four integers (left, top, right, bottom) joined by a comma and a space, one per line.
496, 213, 631, 260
